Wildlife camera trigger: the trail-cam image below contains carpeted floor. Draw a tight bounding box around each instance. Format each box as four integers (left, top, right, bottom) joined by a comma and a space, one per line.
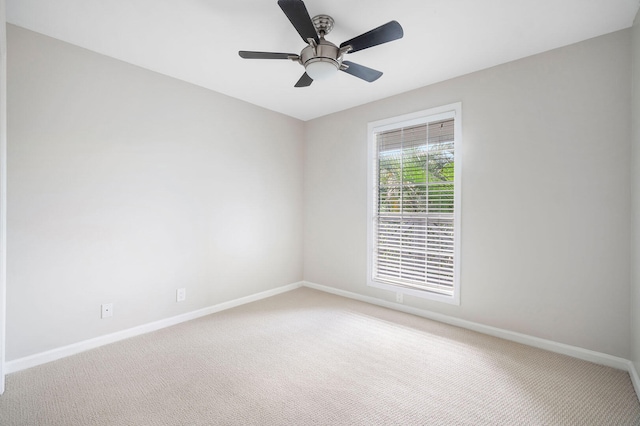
0, 287, 639, 425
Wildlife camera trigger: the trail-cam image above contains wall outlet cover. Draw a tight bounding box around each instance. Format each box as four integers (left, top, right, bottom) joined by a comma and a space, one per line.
176, 288, 186, 302
101, 303, 113, 319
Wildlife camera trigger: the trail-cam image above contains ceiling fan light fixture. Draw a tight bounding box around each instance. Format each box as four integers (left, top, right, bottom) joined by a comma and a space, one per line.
239, 1, 404, 87
304, 57, 339, 80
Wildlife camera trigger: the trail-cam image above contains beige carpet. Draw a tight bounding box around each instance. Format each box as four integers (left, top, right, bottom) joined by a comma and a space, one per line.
0, 287, 639, 425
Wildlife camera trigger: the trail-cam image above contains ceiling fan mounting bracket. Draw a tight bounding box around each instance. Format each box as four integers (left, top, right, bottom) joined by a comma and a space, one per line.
312, 14, 334, 37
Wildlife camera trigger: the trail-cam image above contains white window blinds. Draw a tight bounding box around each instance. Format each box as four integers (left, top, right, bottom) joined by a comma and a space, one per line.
371, 110, 459, 299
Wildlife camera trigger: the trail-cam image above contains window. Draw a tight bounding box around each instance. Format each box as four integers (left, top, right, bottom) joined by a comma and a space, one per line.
367, 103, 461, 304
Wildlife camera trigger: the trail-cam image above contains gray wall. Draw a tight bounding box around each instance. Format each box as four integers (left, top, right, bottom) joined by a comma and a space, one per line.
304, 30, 632, 358
632, 9, 640, 371
6, 22, 637, 363
6, 25, 305, 361
0, 0, 6, 393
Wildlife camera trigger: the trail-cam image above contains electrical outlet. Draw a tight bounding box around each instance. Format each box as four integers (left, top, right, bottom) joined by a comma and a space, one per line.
176, 288, 186, 302
101, 303, 113, 319
396, 293, 403, 304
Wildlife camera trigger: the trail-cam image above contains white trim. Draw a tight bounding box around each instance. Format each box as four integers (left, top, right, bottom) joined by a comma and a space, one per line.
368, 104, 462, 130
5, 282, 303, 374
367, 280, 457, 304
628, 360, 640, 399
367, 103, 462, 305
301, 281, 632, 371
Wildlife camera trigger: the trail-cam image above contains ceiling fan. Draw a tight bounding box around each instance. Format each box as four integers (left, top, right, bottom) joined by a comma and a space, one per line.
238, 0, 404, 87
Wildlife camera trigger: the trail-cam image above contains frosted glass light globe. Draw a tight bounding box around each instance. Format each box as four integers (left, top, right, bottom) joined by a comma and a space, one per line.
305, 59, 338, 80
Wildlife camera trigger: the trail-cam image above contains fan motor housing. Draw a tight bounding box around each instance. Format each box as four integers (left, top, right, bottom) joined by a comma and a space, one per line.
300, 39, 341, 69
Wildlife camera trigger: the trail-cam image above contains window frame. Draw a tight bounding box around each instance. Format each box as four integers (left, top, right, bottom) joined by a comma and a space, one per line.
367, 103, 462, 305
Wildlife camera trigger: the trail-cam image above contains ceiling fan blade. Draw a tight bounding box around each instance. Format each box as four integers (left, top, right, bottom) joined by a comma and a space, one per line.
294, 73, 313, 87
239, 51, 299, 60
340, 21, 403, 54
278, 0, 319, 44
341, 61, 383, 82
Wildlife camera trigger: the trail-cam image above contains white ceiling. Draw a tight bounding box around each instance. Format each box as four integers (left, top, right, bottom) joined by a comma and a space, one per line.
6, 0, 640, 121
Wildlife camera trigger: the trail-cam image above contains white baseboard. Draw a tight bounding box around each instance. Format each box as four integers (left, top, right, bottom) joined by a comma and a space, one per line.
628, 359, 640, 398
5, 281, 303, 374
302, 281, 632, 372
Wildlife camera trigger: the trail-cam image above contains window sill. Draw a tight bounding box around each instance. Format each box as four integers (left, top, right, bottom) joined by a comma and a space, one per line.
367, 279, 460, 305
